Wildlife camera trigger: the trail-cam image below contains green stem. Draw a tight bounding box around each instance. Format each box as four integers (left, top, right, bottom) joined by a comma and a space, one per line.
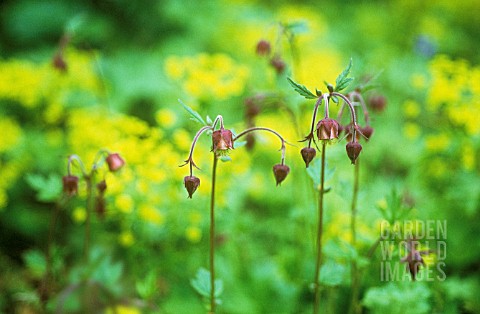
313, 141, 326, 314
349, 161, 360, 314
209, 155, 218, 313
84, 176, 94, 261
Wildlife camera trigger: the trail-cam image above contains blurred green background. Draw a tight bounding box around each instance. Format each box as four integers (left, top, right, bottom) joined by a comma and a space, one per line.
0, 0, 479, 313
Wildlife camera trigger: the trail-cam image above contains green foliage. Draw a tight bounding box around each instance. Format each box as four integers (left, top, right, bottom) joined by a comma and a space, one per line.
25, 173, 62, 202
287, 77, 317, 99
334, 58, 354, 92
190, 268, 223, 305
363, 282, 432, 314
179, 99, 207, 125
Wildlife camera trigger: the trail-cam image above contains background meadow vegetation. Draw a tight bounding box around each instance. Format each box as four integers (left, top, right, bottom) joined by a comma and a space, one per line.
0, 0, 479, 313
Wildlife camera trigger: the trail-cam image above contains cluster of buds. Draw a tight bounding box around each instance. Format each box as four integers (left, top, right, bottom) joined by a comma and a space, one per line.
62, 151, 125, 198
255, 39, 286, 75
181, 115, 290, 198
299, 88, 369, 166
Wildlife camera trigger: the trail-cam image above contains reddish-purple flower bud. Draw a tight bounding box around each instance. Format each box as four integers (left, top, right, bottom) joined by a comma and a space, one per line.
184, 175, 200, 198
361, 126, 374, 140
52, 53, 67, 72
346, 142, 363, 164
270, 56, 286, 74
300, 147, 316, 168
256, 40, 271, 56
368, 94, 387, 112
106, 153, 125, 172
316, 118, 339, 141
62, 175, 79, 196
212, 129, 234, 154
273, 164, 290, 186
97, 180, 107, 194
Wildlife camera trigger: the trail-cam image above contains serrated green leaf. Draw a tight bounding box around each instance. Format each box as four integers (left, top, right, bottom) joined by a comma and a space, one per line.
335, 58, 354, 92
336, 77, 354, 91
319, 260, 346, 286
191, 268, 212, 298
179, 99, 207, 125
136, 271, 157, 299
287, 77, 317, 99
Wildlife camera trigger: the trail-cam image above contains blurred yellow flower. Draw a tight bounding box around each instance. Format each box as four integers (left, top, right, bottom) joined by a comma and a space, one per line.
139, 204, 165, 225
156, 108, 177, 128
0, 118, 22, 152
164, 53, 249, 101
72, 207, 86, 223
119, 231, 135, 247
403, 100, 421, 118
403, 122, 421, 140
115, 194, 134, 214
424, 134, 450, 152
105, 305, 141, 314
186, 226, 202, 243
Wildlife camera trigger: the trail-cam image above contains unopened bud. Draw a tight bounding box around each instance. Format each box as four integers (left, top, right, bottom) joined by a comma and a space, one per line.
301, 147, 316, 168
346, 142, 362, 164
368, 94, 387, 112
361, 126, 374, 140
97, 180, 107, 194
106, 153, 125, 172
52, 53, 67, 72
273, 164, 290, 186
212, 129, 234, 154
62, 175, 79, 196
270, 56, 286, 74
316, 118, 339, 141
184, 175, 200, 198
256, 40, 271, 56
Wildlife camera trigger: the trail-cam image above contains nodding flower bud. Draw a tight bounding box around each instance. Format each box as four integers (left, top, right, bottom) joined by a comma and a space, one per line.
97, 180, 107, 194
273, 164, 290, 186
316, 118, 339, 141
301, 147, 317, 168
212, 129, 234, 154
184, 175, 200, 198
256, 40, 271, 56
361, 126, 374, 140
106, 153, 125, 172
346, 142, 363, 164
62, 175, 79, 196
270, 56, 286, 74
52, 53, 67, 72
368, 94, 387, 112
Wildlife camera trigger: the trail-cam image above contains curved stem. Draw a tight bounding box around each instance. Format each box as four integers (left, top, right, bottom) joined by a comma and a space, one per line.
349, 161, 360, 314
183, 125, 213, 175
331, 92, 359, 142
67, 154, 88, 177
349, 91, 370, 125
209, 155, 218, 313
331, 92, 358, 126
233, 126, 287, 164
307, 97, 323, 147
313, 141, 326, 314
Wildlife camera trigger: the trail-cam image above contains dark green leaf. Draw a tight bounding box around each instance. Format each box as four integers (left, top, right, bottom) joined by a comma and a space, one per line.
179, 99, 207, 125
287, 77, 317, 99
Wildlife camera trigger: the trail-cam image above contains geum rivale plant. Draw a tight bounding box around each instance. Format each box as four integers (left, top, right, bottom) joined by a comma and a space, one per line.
180, 102, 290, 313
288, 59, 374, 314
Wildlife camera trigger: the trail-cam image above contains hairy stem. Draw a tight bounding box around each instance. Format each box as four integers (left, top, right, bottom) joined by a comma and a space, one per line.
313, 141, 327, 314
209, 155, 218, 313
349, 161, 360, 314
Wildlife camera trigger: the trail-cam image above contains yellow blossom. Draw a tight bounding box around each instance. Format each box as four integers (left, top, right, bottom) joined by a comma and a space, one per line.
119, 231, 135, 247
72, 207, 86, 223
403, 100, 421, 118
139, 204, 165, 225
403, 122, 421, 140
115, 194, 134, 214
424, 134, 450, 152
186, 226, 202, 243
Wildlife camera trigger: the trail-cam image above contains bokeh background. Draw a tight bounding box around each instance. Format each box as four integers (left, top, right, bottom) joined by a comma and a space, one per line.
0, 0, 479, 313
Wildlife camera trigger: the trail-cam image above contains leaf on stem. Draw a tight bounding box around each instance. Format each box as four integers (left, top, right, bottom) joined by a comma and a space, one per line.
287, 77, 317, 99
190, 268, 224, 301
334, 58, 354, 92
179, 99, 207, 125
